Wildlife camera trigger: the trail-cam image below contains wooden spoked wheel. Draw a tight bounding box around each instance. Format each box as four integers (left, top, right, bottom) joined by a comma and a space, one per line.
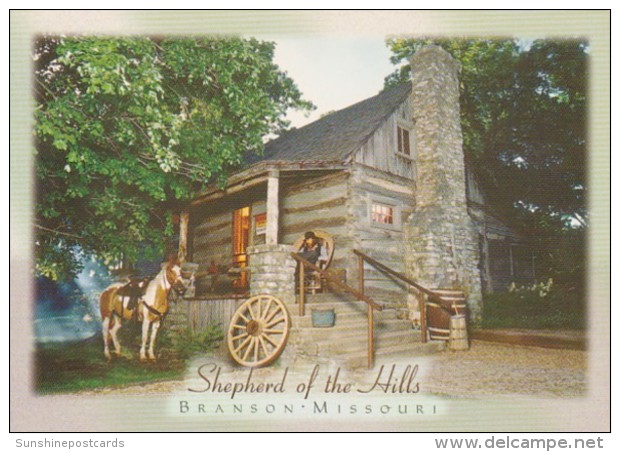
227, 295, 290, 368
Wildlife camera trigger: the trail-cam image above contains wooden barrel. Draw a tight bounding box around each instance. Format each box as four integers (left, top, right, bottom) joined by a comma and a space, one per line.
449, 314, 469, 350
426, 289, 467, 341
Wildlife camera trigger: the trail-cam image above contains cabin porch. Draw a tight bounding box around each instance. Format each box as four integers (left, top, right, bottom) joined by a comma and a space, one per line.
184, 162, 348, 299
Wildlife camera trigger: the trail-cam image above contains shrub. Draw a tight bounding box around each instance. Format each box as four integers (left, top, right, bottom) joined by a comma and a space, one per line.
481, 281, 586, 330
158, 325, 224, 360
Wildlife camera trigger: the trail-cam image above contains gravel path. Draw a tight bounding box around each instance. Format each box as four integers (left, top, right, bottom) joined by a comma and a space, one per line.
78, 340, 587, 398
421, 340, 586, 398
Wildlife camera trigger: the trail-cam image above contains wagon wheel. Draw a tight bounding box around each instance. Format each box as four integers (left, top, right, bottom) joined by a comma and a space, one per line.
227, 294, 290, 368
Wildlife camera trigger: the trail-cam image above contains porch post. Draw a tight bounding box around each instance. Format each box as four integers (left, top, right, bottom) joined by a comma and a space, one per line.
178, 209, 189, 264
266, 170, 280, 245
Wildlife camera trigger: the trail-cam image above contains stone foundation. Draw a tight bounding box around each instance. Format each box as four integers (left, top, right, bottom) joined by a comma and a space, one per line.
247, 244, 297, 305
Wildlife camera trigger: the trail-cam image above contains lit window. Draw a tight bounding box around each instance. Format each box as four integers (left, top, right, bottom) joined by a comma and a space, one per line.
371, 203, 394, 225
397, 126, 410, 156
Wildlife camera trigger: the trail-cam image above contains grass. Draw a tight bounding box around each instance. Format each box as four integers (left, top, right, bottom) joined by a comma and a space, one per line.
480, 288, 586, 330
34, 323, 223, 394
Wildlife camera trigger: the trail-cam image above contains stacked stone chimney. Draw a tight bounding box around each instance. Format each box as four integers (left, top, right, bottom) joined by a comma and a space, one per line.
404, 45, 482, 321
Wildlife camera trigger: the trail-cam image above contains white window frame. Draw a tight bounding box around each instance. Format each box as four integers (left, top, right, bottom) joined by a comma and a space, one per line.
368, 197, 402, 231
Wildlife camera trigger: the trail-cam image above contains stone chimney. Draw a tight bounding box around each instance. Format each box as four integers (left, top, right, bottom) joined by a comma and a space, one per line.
404, 45, 482, 321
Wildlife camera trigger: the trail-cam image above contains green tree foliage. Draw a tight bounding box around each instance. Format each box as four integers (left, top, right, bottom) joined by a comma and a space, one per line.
34, 36, 314, 280
385, 38, 587, 286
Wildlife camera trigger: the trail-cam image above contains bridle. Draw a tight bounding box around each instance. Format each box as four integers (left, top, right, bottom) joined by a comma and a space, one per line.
141, 265, 187, 320
166, 266, 188, 297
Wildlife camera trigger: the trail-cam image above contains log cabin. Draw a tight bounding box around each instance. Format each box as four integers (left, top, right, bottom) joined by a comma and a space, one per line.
170, 46, 535, 362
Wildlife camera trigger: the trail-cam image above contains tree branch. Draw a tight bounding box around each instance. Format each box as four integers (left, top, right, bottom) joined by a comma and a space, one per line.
34, 223, 84, 240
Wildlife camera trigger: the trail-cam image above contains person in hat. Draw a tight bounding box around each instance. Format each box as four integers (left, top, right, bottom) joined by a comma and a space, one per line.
297, 231, 326, 266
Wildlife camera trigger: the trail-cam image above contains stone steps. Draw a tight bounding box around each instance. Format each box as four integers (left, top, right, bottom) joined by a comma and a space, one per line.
326, 329, 423, 354
339, 340, 446, 369
290, 323, 417, 346
288, 304, 401, 327
281, 292, 443, 369
291, 315, 408, 333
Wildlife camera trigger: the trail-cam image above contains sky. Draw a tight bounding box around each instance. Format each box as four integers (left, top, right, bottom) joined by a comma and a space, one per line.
270, 36, 398, 128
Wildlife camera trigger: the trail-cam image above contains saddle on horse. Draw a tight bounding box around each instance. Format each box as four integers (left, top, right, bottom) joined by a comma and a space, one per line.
116, 277, 150, 320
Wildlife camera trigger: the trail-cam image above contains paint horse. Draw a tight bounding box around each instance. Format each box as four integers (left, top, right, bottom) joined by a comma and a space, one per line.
99, 258, 187, 361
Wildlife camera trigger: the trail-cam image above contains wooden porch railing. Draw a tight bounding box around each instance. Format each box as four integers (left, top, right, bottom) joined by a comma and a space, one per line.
291, 253, 383, 369
353, 249, 452, 343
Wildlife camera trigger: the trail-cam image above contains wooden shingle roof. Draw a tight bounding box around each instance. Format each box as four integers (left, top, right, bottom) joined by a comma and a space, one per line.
246, 83, 411, 165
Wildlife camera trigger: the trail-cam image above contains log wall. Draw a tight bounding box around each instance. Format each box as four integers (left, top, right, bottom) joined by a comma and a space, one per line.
346, 163, 416, 308
279, 172, 351, 267
192, 209, 233, 267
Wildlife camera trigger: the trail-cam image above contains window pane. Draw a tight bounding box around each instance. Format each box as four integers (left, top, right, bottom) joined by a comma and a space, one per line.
403, 128, 410, 155
397, 126, 410, 156
371, 203, 393, 225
